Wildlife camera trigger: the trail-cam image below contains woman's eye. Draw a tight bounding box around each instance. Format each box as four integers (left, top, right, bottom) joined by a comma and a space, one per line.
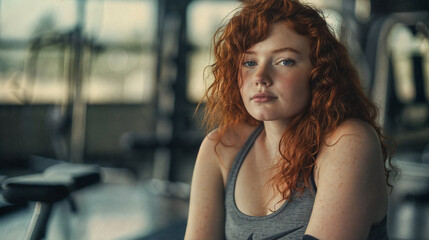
243, 61, 257, 67
279, 59, 296, 66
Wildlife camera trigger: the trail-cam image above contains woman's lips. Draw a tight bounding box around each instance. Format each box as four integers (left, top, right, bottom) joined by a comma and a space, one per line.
251, 93, 277, 103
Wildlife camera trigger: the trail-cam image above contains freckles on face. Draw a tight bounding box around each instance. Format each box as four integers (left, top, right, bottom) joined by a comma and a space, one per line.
238, 22, 312, 123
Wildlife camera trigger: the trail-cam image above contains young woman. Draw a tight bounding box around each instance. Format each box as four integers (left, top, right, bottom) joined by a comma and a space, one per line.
185, 0, 396, 239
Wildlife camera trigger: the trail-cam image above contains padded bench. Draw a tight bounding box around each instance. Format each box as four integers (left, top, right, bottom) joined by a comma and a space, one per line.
1, 163, 101, 240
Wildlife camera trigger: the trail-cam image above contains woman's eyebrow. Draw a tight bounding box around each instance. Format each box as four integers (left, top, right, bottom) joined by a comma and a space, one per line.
272, 47, 301, 54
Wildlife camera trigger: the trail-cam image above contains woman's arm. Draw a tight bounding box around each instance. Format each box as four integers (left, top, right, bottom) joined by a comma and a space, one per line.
185, 134, 226, 240
305, 120, 388, 239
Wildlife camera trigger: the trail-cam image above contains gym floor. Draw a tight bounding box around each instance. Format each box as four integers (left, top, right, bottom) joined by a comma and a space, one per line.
0, 167, 190, 240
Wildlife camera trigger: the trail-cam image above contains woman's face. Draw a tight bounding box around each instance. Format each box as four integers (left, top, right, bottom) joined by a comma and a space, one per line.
239, 22, 312, 125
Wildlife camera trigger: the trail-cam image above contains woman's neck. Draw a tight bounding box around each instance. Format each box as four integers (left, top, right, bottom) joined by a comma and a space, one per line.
262, 121, 289, 159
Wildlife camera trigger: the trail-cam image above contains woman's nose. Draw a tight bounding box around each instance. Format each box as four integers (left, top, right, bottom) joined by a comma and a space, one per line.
255, 65, 272, 86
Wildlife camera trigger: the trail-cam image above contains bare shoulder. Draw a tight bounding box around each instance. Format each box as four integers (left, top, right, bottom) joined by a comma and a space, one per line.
187, 122, 257, 240
306, 119, 388, 239
187, 124, 258, 240
199, 122, 259, 186
205, 122, 258, 148
185, 123, 255, 240
318, 119, 383, 169
324, 118, 380, 146
317, 118, 384, 182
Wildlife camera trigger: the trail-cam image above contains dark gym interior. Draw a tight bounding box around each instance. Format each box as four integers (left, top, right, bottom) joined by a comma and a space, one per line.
0, 0, 428, 239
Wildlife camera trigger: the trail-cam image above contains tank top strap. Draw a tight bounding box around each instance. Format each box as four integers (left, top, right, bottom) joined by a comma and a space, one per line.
225, 124, 264, 191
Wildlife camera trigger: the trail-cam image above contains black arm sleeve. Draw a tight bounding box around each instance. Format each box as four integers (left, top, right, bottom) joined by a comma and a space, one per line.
303, 234, 319, 240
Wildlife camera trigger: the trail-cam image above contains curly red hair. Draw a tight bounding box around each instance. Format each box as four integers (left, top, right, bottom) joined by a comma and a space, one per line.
201, 0, 396, 200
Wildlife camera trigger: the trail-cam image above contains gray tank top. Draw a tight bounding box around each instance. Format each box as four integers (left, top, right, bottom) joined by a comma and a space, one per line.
224, 124, 388, 240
